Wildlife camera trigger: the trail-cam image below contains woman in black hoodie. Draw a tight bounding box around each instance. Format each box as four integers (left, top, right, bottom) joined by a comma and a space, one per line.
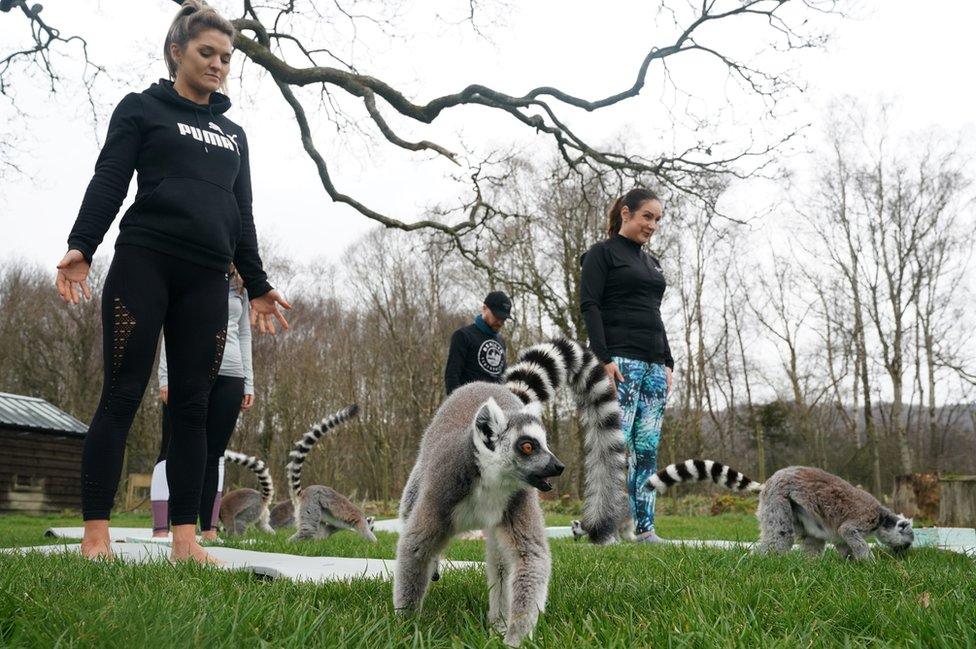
580, 188, 673, 544
55, 1, 289, 563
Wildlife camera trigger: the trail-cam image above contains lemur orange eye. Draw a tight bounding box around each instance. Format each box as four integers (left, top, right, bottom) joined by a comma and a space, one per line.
520, 441, 534, 455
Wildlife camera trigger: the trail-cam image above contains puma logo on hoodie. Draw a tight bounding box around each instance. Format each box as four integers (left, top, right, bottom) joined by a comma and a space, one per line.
178, 122, 240, 153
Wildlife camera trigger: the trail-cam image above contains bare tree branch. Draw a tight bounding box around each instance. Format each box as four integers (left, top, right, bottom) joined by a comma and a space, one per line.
215, 0, 838, 251
0, 0, 105, 103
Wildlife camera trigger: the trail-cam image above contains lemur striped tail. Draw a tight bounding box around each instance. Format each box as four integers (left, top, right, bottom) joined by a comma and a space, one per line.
504, 338, 628, 545
648, 459, 763, 494
285, 404, 360, 502
223, 450, 275, 506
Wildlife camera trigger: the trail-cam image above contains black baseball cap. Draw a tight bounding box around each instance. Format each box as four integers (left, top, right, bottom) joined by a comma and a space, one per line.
484, 291, 512, 320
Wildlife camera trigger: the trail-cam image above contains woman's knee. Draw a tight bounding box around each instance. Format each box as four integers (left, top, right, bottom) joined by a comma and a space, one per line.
99, 380, 147, 422
631, 427, 661, 456
167, 389, 210, 429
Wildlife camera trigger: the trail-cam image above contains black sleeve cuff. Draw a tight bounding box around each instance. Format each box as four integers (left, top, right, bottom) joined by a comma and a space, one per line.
246, 279, 272, 300
67, 242, 95, 266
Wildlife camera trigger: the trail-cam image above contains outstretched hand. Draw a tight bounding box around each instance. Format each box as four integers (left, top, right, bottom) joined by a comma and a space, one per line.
55, 250, 92, 304
250, 289, 291, 335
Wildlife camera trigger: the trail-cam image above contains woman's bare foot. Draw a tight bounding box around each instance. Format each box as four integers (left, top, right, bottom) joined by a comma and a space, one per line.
81, 520, 113, 559
200, 530, 218, 542
169, 542, 223, 565
170, 524, 222, 565
152, 532, 170, 539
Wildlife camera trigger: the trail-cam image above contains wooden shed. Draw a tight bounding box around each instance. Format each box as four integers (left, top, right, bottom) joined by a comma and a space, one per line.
0, 392, 88, 514
939, 475, 976, 528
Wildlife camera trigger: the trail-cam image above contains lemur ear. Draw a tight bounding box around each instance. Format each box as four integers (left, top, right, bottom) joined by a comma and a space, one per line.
522, 400, 544, 419
473, 397, 507, 453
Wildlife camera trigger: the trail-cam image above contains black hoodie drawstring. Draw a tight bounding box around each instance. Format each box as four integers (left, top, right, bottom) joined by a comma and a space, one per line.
195, 110, 209, 154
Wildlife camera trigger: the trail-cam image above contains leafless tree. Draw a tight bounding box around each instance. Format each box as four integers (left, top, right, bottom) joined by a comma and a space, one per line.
209, 0, 840, 261
0, 1, 105, 107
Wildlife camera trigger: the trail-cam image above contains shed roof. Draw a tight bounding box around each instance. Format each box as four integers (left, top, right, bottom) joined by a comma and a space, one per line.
0, 392, 88, 436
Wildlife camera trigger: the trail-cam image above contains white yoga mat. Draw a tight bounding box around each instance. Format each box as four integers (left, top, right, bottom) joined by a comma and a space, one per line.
657, 531, 976, 555
3, 542, 483, 583
44, 527, 195, 542
372, 519, 576, 539
371, 518, 402, 533
913, 527, 976, 553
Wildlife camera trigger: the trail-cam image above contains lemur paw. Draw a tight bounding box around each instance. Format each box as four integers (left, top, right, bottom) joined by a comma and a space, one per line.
488, 614, 507, 635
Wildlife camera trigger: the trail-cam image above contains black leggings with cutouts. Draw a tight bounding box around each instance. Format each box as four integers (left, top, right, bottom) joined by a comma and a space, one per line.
81, 244, 229, 524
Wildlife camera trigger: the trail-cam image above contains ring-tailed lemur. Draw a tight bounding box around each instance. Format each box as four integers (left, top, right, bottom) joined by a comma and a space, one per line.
394, 337, 627, 646
284, 404, 377, 543
219, 450, 275, 535
268, 499, 295, 529
647, 460, 914, 559
502, 337, 630, 543
263, 410, 364, 533
289, 485, 376, 543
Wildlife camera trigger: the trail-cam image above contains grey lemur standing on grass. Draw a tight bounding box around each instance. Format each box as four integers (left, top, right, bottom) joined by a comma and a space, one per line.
219, 450, 275, 535
648, 460, 914, 560
394, 338, 629, 647
284, 404, 376, 543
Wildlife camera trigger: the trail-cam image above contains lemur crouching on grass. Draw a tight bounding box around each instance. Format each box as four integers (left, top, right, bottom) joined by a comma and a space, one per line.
268, 500, 295, 529
218, 450, 275, 535
284, 404, 376, 543
647, 460, 914, 559
290, 485, 376, 542
394, 338, 629, 647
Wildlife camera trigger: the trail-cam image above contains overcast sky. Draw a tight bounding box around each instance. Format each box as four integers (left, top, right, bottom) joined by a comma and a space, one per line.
1, 0, 974, 274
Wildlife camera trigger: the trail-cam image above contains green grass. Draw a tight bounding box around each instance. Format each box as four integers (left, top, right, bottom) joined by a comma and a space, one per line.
1, 512, 973, 648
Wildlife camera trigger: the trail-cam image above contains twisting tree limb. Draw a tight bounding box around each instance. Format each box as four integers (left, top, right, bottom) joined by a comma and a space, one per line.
215, 0, 838, 238
0, 0, 105, 99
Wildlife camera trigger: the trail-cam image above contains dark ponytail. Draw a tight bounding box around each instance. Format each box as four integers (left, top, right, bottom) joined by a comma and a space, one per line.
606, 187, 659, 238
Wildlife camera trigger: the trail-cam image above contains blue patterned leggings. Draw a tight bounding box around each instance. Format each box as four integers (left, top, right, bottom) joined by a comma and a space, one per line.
613, 356, 668, 535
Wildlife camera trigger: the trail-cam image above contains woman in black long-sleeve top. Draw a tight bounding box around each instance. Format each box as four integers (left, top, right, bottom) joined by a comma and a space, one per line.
54, 1, 290, 563
580, 188, 673, 543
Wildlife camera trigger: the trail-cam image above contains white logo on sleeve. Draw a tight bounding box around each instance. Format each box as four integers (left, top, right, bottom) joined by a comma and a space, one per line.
177, 122, 240, 154
478, 339, 505, 375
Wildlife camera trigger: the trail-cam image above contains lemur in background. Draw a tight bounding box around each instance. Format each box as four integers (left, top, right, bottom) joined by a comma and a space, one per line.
268, 499, 295, 530
394, 338, 629, 647
290, 485, 376, 542
284, 404, 377, 543
219, 450, 275, 535
647, 460, 914, 560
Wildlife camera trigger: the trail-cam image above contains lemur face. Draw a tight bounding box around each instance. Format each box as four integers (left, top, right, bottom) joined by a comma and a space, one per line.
472, 398, 565, 492
878, 514, 914, 554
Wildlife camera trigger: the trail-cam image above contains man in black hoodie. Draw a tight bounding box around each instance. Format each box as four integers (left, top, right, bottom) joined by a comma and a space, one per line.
444, 291, 512, 395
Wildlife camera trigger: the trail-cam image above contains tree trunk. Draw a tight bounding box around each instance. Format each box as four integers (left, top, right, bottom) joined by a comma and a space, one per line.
924, 327, 939, 471
855, 313, 882, 496
892, 373, 912, 473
